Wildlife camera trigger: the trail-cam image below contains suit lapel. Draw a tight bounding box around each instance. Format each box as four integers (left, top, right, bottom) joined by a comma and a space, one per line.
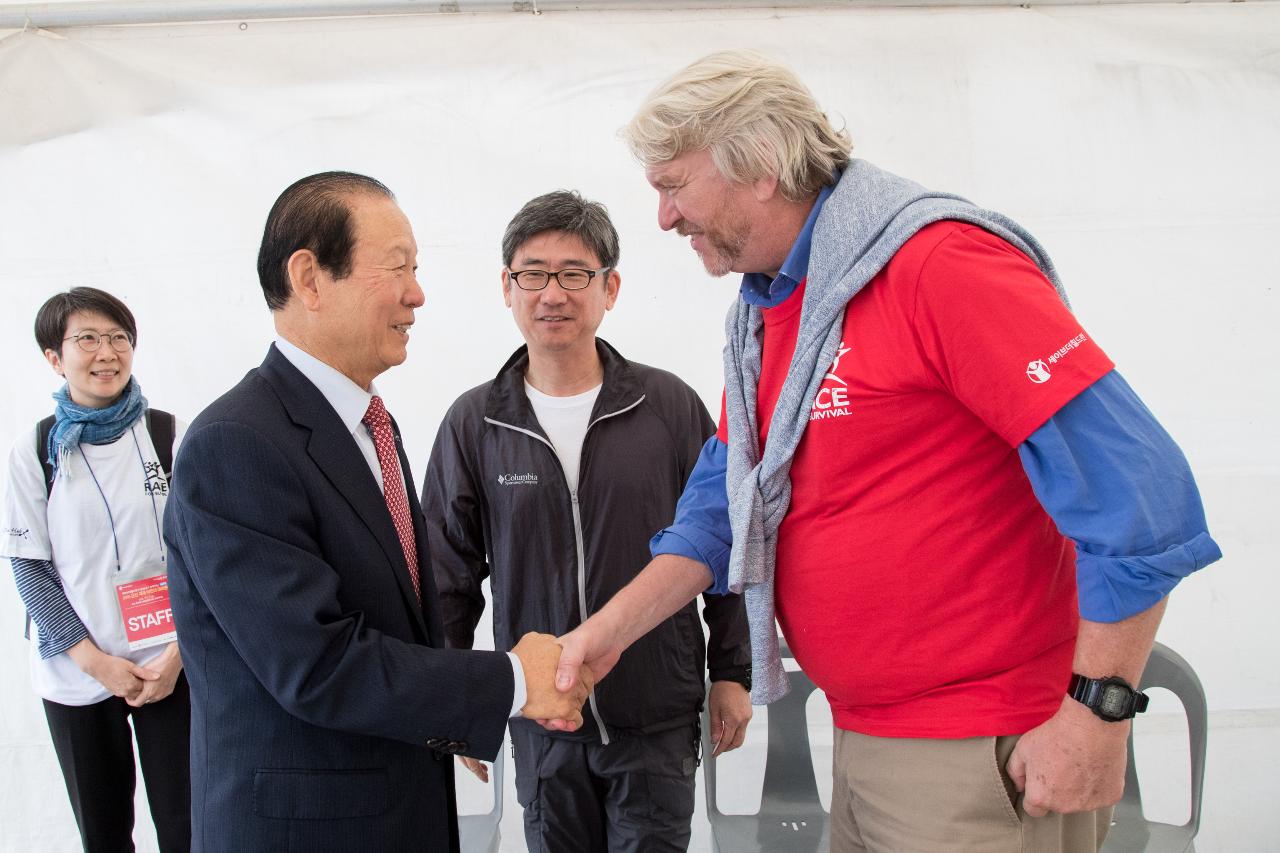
258, 346, 430, 641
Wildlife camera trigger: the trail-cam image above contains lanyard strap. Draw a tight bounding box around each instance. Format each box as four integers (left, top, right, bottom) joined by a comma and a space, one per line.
76, 422, 166, 572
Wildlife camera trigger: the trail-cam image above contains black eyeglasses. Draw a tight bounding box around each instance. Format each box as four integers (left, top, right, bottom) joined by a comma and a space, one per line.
63, 330, 134, 353
508, 267, 610, 292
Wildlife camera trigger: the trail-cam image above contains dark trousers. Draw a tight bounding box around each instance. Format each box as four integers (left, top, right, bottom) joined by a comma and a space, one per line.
43, 673, 192, 853
510, 722, 698, 853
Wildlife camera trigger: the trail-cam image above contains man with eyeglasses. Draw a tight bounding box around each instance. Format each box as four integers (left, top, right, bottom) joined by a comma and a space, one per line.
422, 190, 752, 853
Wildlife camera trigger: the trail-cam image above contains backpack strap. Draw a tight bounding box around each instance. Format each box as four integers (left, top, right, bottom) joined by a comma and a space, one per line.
145, 408, 176, 481
36, 415, 56, 499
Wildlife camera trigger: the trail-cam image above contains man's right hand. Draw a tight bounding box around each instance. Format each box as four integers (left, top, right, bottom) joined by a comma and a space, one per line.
556, 622, 623, 689
543, 554, 711, 732
536, 621, 624, 732
512, 632, 594, 729
554, 554, 706, 697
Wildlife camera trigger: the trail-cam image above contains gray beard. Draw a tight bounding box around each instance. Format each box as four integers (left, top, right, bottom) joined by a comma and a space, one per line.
701, 225, 749, 277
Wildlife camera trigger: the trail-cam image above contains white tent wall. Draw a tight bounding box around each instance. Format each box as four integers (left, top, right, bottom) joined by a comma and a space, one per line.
0, 3, 1275, 850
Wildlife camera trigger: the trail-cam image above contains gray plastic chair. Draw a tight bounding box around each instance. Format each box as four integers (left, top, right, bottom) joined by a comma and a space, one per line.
458, 747, 504, 853
703, 642, 829, 853
1103, 642, 1208, 853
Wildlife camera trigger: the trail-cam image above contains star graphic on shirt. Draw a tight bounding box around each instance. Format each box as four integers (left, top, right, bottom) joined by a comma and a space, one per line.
824, 342, 851, 386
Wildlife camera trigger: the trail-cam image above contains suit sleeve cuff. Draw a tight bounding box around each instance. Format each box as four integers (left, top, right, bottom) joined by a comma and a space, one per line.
1077, 531, 1222, 622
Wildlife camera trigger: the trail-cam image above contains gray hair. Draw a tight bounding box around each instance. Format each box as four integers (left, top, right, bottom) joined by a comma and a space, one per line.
501, 190, 620, 270
623, 49, 852, 202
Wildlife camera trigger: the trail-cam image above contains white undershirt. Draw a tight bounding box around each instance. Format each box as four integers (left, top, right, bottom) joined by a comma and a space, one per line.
274, 339, 526, 717
525, 382, 602, 494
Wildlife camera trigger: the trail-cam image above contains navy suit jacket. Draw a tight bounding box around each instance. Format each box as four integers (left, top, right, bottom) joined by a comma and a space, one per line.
164, 345, 512, 853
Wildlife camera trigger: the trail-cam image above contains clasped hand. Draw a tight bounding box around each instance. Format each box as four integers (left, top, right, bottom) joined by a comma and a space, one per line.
68, 637, 178, 706
511, 632, 595, 730
461, 632, 601, 782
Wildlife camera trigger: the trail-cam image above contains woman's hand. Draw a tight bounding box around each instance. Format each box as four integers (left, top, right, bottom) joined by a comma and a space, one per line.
127, 642, 183, 708
66, 638, 159, 702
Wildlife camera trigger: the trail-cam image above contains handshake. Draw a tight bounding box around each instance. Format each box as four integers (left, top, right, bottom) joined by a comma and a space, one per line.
510, 630, 610, 730
460, 630, 614, 783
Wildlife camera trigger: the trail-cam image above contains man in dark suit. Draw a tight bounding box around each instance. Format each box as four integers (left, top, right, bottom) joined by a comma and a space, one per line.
164, 172, 591, 853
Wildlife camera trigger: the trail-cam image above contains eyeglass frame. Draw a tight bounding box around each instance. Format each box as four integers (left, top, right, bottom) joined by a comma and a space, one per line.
506, 266, 612, 292
62, 330, 135, 353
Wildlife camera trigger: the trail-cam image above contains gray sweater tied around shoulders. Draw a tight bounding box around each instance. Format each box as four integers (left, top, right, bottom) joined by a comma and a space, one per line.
723, 159, 1070, 704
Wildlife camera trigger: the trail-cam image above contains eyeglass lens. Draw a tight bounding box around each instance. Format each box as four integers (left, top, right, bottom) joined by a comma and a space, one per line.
514, 269, 595, 291
74, 332, 133, 353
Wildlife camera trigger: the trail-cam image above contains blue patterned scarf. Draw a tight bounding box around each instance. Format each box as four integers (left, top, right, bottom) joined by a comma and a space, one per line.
48, 377, 147, 473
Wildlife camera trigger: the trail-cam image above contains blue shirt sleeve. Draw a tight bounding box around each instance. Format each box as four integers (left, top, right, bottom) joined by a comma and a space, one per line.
1018, 370, 1222, 623
650, 436, 734, 595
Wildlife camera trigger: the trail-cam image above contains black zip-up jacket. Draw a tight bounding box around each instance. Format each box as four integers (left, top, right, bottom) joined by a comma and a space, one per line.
422, 339, 750, 739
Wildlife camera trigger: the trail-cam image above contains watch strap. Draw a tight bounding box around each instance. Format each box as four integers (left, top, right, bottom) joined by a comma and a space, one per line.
1067, 673, 1149, 721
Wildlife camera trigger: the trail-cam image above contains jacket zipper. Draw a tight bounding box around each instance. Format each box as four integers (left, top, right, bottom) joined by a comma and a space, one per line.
571, 394, 645, 745
486, 399, 650, 745
568, 488, 608, 743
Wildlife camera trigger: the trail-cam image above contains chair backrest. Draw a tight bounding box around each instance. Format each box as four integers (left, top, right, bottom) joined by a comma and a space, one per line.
458, 747, 504, 853
704, 641, 825, 818
703, 642, 830, 853
1106, 642, 1207, 853
760, 667, 824, 810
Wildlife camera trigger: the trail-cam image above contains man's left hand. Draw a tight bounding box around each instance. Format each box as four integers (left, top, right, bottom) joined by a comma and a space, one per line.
1005, 696, 1129, 817
458, 756, 489, 783
707, 680, 752, 757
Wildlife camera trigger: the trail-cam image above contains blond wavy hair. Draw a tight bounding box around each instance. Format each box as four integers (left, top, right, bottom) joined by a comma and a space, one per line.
623, 50, 852, 201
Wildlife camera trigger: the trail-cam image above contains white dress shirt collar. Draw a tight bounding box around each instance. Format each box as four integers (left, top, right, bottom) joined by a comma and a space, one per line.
271, 337, 526, 716
273, 337, 379, 435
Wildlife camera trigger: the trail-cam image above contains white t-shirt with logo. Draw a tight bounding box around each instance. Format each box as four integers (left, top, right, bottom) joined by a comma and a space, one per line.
2, 417, 185, 705
524, 382, 601, 494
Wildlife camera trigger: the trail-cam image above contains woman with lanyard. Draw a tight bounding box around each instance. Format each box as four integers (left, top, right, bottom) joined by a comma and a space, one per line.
3, 287, 190, 852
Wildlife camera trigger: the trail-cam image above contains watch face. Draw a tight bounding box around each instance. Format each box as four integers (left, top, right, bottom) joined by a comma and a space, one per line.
1099, 685, 1130, 718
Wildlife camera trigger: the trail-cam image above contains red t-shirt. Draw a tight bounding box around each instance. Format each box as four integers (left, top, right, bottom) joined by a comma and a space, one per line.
717, 221, 1114, 737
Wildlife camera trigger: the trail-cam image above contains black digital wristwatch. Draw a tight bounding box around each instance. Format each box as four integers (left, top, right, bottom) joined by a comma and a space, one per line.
1067, 673, 1150, 722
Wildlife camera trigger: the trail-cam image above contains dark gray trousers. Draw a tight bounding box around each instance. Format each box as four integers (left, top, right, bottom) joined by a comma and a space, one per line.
510, 722, 698, 853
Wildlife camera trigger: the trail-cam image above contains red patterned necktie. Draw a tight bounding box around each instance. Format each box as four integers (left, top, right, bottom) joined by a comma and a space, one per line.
362, 395, 420, 601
